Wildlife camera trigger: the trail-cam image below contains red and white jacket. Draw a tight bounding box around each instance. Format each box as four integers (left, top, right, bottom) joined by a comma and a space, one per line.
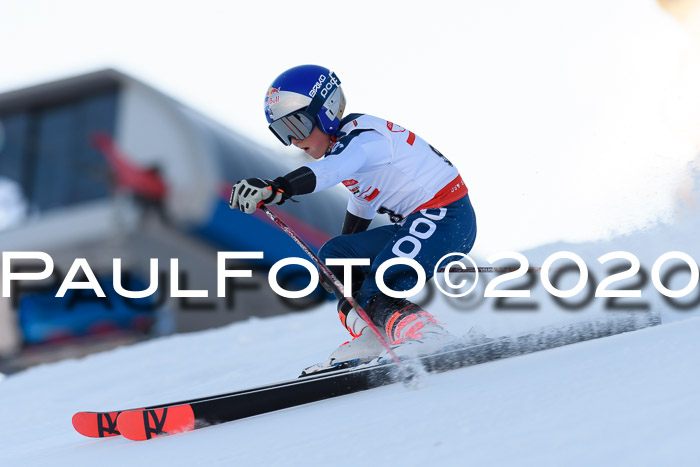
305, 113, 467, 221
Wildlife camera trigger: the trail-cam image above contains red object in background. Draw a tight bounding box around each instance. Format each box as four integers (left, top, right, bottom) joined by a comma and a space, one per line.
91, 132, 167, 200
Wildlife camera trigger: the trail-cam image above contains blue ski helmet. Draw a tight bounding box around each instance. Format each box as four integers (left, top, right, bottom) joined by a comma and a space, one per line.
265, 65, 346, 145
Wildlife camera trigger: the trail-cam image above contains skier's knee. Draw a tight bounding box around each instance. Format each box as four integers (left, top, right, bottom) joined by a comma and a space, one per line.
318, 236, 342, 263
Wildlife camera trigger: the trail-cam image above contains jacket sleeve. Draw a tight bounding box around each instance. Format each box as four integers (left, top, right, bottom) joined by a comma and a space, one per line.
272, 166, 317, 198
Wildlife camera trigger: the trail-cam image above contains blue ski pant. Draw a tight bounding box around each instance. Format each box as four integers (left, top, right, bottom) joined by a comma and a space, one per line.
318, 194, 477, 309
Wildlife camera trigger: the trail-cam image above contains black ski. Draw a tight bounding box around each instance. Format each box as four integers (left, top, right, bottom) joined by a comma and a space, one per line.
109, 312, 658, 440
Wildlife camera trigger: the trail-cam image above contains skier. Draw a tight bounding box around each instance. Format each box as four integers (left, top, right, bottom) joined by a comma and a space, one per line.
230, 65, 477, 369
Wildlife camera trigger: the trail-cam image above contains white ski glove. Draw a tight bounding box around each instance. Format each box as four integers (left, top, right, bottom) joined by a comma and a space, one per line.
229, 178, 284, 214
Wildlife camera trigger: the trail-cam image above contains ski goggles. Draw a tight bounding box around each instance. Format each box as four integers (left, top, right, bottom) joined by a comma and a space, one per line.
268, 110, 316, 146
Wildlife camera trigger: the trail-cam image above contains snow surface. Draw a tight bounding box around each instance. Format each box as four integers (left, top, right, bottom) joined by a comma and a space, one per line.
0, 214, 699, 467
0, 307, 699, 466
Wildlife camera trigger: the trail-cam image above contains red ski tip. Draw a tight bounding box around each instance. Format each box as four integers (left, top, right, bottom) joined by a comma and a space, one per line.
72, 411, 122, 438
118, 405, 195, 441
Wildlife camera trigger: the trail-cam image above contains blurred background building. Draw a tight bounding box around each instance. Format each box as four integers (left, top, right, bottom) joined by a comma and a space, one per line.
0, 69, 348, 371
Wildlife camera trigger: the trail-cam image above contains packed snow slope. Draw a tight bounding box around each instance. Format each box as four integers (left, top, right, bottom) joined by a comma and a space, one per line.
0, 307, 698, 467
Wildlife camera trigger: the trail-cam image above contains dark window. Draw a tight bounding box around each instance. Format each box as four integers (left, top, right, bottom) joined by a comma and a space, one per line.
0, 88, 118, 214
0, 112, 30, 191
